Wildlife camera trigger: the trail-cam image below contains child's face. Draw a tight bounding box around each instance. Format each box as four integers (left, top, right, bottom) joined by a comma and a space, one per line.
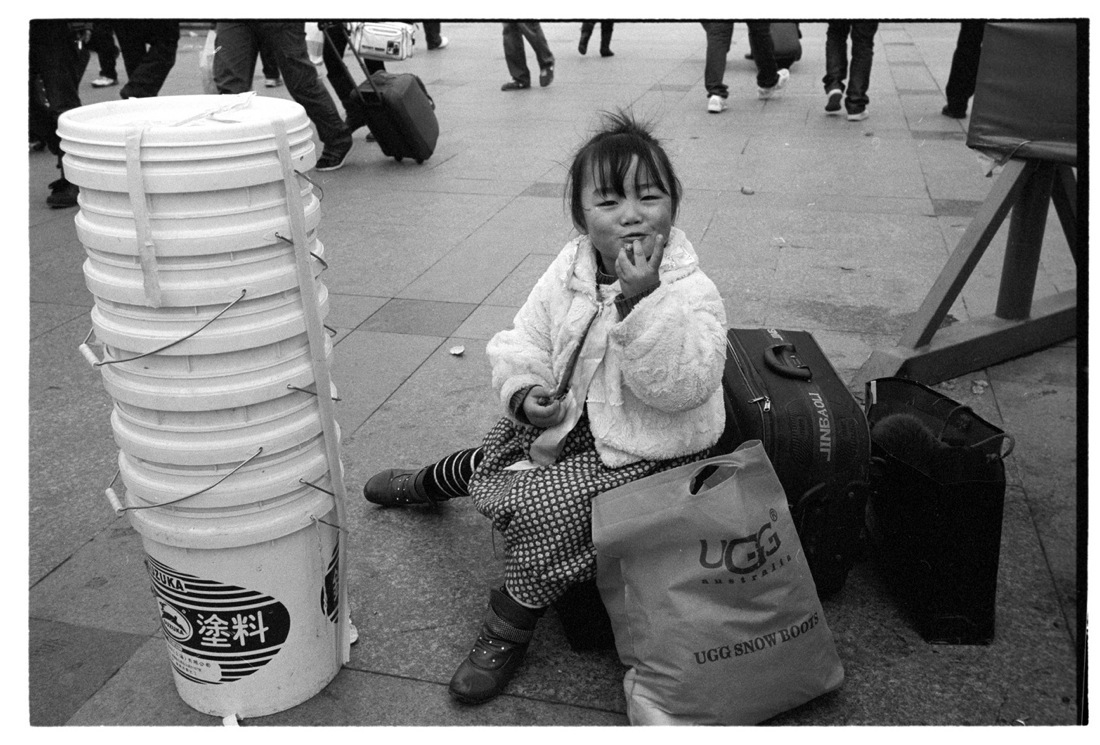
578, 155, 673, 275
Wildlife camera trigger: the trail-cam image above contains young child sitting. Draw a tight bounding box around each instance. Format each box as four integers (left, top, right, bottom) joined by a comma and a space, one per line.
361, 110, 728, 705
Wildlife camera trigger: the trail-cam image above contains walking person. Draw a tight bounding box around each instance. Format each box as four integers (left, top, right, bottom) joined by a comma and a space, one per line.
578, 21, 614, 56
822, 21, 879, 121
942, 21, 986, 118
500, 22, 554, 91
361, 111, 727, 704
214, 21, 354, 171
29, 20, 85, 208
113, 20, 179, 99
702, 22, 789, 113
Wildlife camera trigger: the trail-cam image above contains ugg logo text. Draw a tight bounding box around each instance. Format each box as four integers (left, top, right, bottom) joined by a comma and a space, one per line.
698, 518, 782, 574
693, 612, 822, 665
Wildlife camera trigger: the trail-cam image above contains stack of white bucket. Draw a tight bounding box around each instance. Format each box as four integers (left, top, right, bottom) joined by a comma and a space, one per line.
59, 93, 350, 720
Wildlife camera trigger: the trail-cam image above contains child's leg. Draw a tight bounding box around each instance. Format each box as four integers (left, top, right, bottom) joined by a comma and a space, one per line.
362, 447, 483, 507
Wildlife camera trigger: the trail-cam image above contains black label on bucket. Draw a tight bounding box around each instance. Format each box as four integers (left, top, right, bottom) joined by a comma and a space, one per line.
320, 540, 340, 623
145, 556, 291, 685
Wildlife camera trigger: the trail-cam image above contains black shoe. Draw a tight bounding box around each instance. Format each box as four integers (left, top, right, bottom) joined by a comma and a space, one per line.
315, 139, 354, 171
539, 65, 554, 87
600, 46, 613, 57
47, 178, 78, 208
449, 588, 543, 705
578, 32, 591, 55
825, 88, 843, 114
501, 79, 530, 91
941, 104, 967, 119
363, 468, 447, 507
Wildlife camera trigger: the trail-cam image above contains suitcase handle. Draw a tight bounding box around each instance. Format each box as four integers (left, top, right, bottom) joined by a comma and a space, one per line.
763, 343, 812, 380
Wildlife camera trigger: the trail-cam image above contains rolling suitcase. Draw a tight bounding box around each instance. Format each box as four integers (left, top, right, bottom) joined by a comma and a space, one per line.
714, 328, 870, 597
771, 22, 803, 70
326, 25, 438, 163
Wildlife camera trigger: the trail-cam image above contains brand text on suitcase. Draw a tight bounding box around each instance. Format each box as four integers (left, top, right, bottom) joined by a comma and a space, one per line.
807, 391, 834, 461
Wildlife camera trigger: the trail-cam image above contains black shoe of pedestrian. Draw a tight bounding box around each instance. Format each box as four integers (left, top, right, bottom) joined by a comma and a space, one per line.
600, 46, 613, 57
501, 79, 530, 91
315, 139, 354, 171
941, 104, 967, 119
539, 65, 554, 87
47, 178, 78, 209
825, 88, 843, 115
578, 31, 591, 54
449, 588, 543, 705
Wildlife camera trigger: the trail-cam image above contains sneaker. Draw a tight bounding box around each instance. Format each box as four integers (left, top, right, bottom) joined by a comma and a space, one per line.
539, 65, 554, 87
825, 88, 843, 114
847, 108, 870, 122
941, 104, 967, 119
91, 76, 117, 88
428, 36, 449, 50
501, 79, 530, 91
707, 94, 727, 114
47, 177, 79, 208
758, 68, 790, 100
315, 139, 354, 171
265, 78, 282, 88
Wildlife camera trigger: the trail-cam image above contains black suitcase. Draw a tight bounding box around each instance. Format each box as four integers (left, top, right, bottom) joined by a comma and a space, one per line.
771, 22, 803, 70
714, 328, 870, 597
327, 26, 439, 163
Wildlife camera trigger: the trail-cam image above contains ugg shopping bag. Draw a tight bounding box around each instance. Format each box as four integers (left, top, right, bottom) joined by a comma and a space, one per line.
592, 440, 844, 725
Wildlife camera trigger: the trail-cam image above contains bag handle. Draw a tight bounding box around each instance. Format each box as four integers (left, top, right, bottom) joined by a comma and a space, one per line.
936, 403, 1015, 459
763, 343, 812, 381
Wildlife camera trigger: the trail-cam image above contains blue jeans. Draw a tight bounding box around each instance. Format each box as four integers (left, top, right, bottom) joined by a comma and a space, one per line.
822, 22, 878, 113
702, 21, 779, 98
214, 22, 351, 148
502, 22, 554, 85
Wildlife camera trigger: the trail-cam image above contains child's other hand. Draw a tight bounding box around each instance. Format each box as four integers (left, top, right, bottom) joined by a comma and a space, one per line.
616, 233, 665, 298
524, 386, 567, 428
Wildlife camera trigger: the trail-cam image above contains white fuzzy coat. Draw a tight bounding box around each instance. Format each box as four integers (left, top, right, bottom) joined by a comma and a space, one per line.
486, 227, 727, 468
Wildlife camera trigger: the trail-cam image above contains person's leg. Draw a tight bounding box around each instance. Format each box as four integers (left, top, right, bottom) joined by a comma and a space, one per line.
90, 22, 118, 82
518, 21, 554, 84
747, 21, 779, 89
113, 21, 146, 79
701, 21, 733, 99
578, 21, 594, 54
422, 21, 445, 49
363, 448, 484, 506
320, 22, 357, 103
29, 20, 82, 206
944, 20, 986, 116
599, 21, 614, 56
118, 20, 178, 99
262, 21, 351, 151
845, 22, 878, 114
259, 33, 281, 83
822, 21, 850, 95
212, 22, 258, 94
501, 22, 530, 86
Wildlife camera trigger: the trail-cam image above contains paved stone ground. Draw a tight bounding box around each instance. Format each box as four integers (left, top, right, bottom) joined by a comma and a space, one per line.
25, 21, 1081, 727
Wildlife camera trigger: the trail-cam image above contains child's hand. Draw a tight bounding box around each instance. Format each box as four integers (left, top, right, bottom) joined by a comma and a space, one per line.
524, 385, 567, 428
616, 233, 666, 298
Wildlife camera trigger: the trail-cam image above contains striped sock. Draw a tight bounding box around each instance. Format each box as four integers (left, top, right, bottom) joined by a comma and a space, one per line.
422, 447, 483, 500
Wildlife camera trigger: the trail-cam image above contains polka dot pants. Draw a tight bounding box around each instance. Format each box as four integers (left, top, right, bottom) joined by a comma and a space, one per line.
468, 414, 706, 608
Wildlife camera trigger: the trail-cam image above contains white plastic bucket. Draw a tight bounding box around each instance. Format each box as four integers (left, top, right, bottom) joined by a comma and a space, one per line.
110, 387, 333, 466
74, 184, 321, 258
91, 283, 329, 356
126, 487, 343, 718
98, 332, 332, 411
116, 426, 336, 510
82, 239, 325, 307
58, 94, 316, 193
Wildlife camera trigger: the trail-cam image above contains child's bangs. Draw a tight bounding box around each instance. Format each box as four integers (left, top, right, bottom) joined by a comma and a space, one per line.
589, 136, 672, 198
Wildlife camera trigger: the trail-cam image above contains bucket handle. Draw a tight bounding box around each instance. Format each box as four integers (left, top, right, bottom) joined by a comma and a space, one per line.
287, 383, 341, 402
79, 290, 247, 368
104, 448, 264, 515
274, 234, 329, 271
